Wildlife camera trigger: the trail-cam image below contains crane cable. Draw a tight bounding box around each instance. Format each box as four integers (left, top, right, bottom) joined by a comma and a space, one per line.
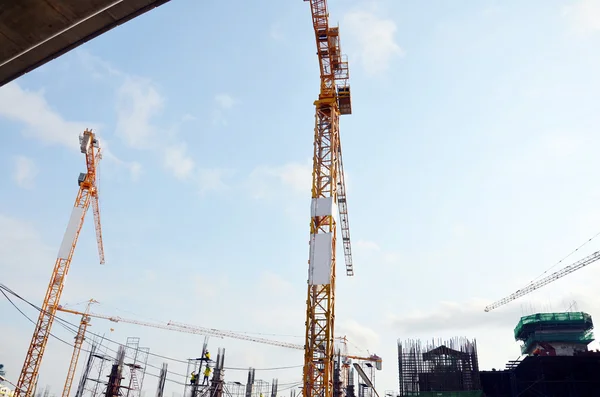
529, 229, 600, 284
1, 286, 302, 388
0, 283, 303, 374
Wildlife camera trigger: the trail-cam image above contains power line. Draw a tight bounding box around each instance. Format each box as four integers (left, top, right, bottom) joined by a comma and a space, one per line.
0, 283, 303, 376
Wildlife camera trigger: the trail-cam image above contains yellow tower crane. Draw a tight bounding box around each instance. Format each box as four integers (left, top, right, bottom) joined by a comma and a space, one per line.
302, 2, 354, 397
14, 129, 105, 397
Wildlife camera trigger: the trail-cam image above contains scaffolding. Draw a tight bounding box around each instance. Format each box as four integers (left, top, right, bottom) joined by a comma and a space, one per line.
77, 336, 112, 397
397, 338, 482, 397
223, 382, 244, 397
222, 374, 279, 397
124, 338, 150, 397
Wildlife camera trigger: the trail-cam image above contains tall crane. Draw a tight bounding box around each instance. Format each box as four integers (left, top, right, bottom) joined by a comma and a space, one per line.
14, 129, 105, 397
62, 299, 97, 397
484, 250, 600, 312
302, 3, 354, 397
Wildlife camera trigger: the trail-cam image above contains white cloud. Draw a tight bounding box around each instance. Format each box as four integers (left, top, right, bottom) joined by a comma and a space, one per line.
215, 93, 236, 109
0, 214, 56, 297
197, 168, 233, 195
269, 21, 285, 41
100, 139, 143, 181
0, 82, 140, 181
164, 143, 195, 180
337, 320, 380, 354
355, 240, 381, 251
259, 271, 294, 294
343, 8, 403, 76
247, 162, 312, 199
78, 56, 231, 189
212, 94, 238, 126
12, 156, 39, 189
0, 83, 95, 150
563, 0, 600, 35
115, 77, 164, 148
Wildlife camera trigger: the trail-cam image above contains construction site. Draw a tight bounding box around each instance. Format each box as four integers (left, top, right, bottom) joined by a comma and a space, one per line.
2, 2, 600, 397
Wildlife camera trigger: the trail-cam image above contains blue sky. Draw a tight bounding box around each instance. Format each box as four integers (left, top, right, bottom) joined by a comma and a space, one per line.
4, 0, 600, 395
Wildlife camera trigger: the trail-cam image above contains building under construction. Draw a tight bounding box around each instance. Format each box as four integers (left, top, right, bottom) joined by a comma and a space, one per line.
479, 311, 600, 396
397, 312, 600, 396
397, 338, 482, 397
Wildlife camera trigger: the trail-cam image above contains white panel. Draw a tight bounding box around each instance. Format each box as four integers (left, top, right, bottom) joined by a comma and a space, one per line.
310, 197, 338, 218
308, 233, 333, 285
58, 206, 85, 259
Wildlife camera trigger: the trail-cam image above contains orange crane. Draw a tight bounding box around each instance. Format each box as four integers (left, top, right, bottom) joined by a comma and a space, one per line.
302, 2, 353, 397
14, 129, 104, 397
484, 250, 600, 312
62, 299, 97, 397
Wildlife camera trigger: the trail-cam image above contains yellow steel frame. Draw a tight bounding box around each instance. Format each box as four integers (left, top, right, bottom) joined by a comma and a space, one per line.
303, 1, 351, 397
303, 99, 340, 397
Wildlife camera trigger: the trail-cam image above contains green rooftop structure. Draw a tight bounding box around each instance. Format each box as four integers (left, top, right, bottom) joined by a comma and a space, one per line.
514, 312, 595, 355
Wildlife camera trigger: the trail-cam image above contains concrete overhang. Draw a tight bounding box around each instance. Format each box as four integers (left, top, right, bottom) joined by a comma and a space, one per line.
0, 0, 172, 87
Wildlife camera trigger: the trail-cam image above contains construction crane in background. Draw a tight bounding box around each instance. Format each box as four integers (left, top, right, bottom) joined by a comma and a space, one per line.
484, 250, 600, 312
61, 299, 97, 397
57, 306, 305, 350
302, 2, 354, 397
14, 129, 105, 397
56, 306, 381, 364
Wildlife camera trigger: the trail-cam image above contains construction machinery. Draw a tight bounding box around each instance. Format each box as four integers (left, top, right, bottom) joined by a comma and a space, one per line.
56, 304, 380, 395
56, 305, 380, 364
62, 299, 97, 397
57, 305, 305, 350
484, 250, 600, 312
14, 129, 104, 397
301, 3, 354, 397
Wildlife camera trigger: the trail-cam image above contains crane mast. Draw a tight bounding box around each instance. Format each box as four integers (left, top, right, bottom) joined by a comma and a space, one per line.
14, 129, 104, 397
61, 299, 97, 397
484, 250, 600, 312
302, 2, 353, 397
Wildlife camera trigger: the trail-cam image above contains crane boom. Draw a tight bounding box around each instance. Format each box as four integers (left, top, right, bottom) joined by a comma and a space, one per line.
56, 307, 382, 364
302, 2, 353, 397
56, 307, 304, 350
15, 129, 103, 397
166, 321, 304, 350
484, 250, 600, 312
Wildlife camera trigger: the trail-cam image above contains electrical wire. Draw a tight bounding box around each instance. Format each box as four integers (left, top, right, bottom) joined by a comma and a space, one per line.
0, 287, 214, 386
0, 283, 303, 378
1, 286, 300, 390
64, 300, 305, 340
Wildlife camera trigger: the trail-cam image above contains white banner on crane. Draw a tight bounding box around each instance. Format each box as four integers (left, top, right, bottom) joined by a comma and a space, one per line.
308, 232, 333, 285
58, 206, 85, 259
310, 197, 338, 219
